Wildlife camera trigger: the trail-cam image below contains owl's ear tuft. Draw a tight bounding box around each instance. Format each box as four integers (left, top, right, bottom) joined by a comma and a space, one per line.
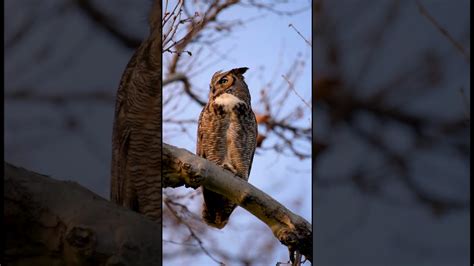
231, 67, 249, 75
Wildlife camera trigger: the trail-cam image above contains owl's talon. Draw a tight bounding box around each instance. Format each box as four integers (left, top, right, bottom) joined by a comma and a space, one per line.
222, 163, 237, 175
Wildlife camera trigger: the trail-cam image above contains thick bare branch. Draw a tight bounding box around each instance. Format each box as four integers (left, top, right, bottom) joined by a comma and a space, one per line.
4, 162, 162, 265
162, 143, 312, 263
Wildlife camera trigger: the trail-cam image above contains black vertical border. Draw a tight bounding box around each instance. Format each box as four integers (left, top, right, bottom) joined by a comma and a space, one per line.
158, 0, 164, 265
1, 0, 5, 264
311, 0, 316, 263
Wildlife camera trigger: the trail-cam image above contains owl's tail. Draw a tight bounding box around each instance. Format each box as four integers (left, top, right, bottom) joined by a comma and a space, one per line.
202, 188, 237, 229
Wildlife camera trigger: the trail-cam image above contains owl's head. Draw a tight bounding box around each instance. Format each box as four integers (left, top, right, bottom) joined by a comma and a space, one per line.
209, 67, 250, 101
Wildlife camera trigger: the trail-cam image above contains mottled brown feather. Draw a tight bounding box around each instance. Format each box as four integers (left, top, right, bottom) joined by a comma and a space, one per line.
110, 20, 162, 222
197, 67, 258, 228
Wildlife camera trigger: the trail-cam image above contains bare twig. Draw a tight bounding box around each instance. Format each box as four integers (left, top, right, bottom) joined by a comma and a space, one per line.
163, 73, 206, 106
244, 1, 310, 16
416, 0, 470, 62
164, 197, 224, 265
282, 75, 311, 109
289, 24, 311, 47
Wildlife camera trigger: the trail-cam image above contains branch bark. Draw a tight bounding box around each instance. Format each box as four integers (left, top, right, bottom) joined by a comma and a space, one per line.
4, 162, 162, 265
4, 142, 313, 264
162, 143, 313, 263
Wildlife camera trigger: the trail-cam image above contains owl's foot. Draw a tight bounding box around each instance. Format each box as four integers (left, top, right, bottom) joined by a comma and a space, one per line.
222, 163, 237, 175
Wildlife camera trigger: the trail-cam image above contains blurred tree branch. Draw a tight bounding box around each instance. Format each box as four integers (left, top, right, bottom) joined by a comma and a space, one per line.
4, 162, 162, 265
75, 0, 141, 49
314, 0, 470, 215
416, 0, 470, 62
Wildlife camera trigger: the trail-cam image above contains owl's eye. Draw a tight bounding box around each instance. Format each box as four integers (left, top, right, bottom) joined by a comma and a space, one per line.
218, 78, 228, 84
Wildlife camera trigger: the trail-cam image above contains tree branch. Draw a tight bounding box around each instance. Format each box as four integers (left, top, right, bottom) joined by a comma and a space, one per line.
4, 162, 162, 265
163, 73, 206, 106
162, 143, 313, 263
416, 0, 470, 62
75, 0, 141, 49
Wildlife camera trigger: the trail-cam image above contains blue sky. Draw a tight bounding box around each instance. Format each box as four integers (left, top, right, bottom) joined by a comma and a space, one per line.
163, 0, 312, 216
162, 1, 312, 264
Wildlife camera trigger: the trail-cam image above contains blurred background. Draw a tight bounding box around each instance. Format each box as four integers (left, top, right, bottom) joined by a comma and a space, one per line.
314, 0, 470, 265
5, 0, 311, 265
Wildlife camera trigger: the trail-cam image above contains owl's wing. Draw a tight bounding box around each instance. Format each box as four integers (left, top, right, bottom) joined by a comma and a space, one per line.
111, 129, 130, 204
110, 96, 131, 205
246, 110, 258, 177
196, 105, 207, 157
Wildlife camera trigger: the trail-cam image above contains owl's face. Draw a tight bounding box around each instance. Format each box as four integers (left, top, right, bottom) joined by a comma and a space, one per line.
209, 67, 249, 102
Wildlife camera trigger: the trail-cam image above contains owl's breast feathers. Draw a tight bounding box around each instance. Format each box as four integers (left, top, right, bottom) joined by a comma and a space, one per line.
110, 37, 162, 222
197, 92, 257, 179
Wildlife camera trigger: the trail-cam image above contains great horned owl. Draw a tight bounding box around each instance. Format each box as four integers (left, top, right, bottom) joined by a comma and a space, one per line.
197, 67, 258, 229
110, 2, 162, 222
